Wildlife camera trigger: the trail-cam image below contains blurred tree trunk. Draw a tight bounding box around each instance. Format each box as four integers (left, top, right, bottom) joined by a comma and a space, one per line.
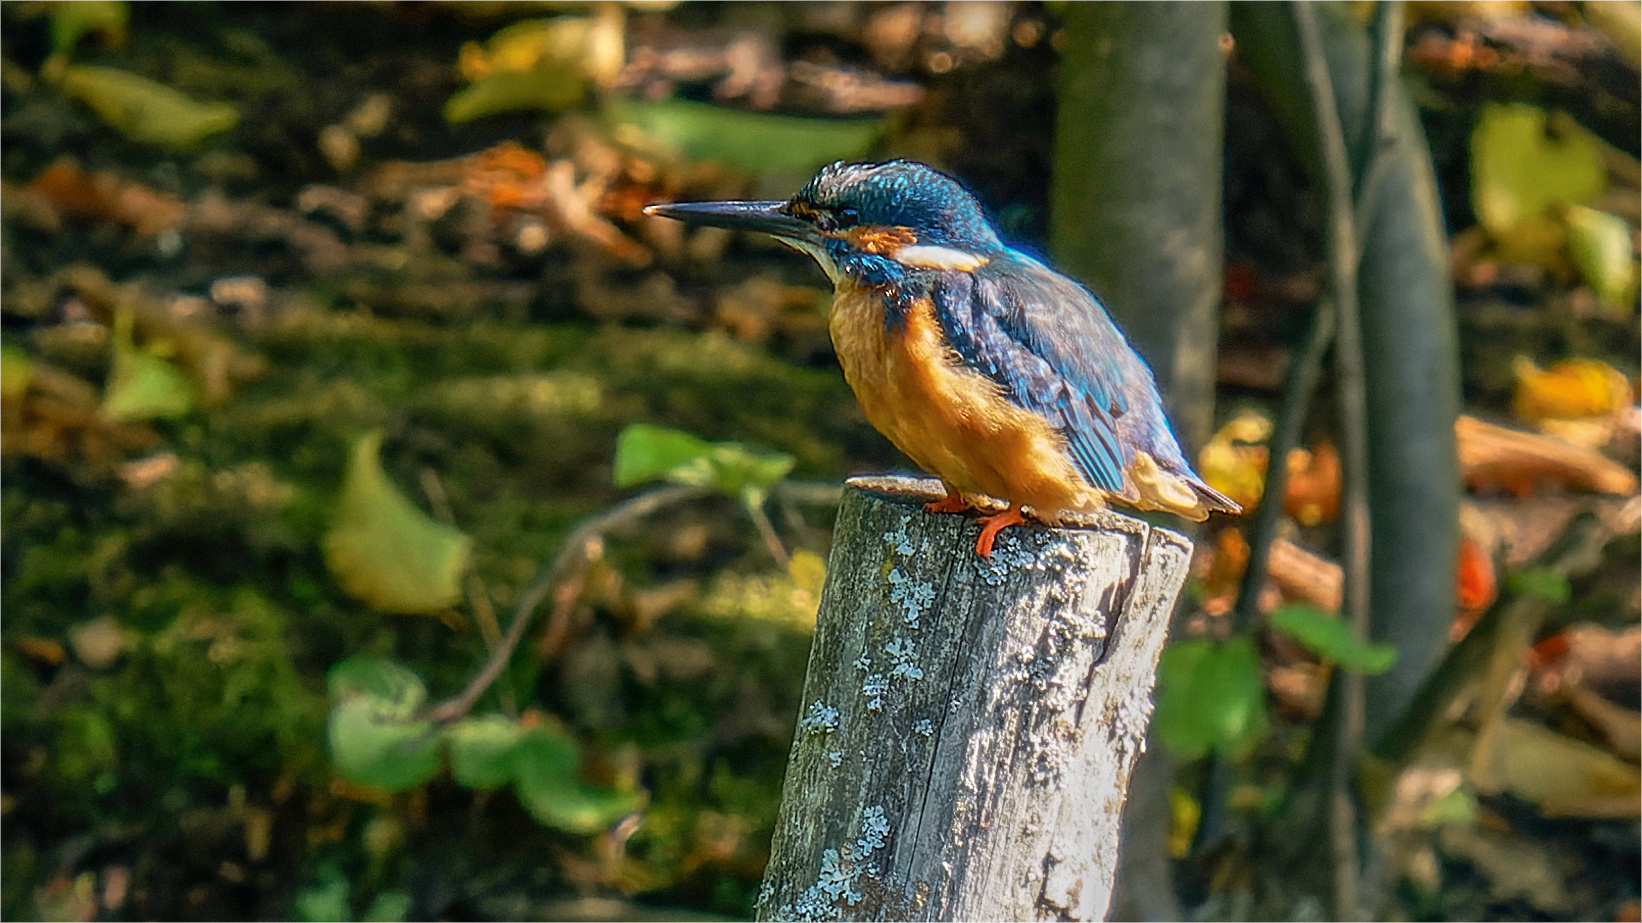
1050, 5, 1230, 921
1051, 1, 1230, 456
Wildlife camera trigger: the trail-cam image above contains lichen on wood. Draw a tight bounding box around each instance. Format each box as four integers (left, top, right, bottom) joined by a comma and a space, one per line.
758, 477, 1192, 922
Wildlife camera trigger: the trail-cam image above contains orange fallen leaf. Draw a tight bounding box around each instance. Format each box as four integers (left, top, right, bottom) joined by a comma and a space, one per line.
12, 636, 66, 667
28, 159, 185, 236
1453, 534, 1498, 639
1203, 526, 1251, 600
1529, 623, 1641, 691
1284, 441, 1341, 526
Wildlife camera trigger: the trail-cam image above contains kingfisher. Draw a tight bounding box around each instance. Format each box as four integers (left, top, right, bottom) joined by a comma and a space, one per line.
645, 160, 1239, 557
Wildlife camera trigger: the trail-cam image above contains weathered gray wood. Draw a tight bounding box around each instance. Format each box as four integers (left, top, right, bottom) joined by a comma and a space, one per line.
757, 477, 1192, 922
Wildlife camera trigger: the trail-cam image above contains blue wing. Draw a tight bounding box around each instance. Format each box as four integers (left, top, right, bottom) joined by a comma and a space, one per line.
929, 252, 1151, 498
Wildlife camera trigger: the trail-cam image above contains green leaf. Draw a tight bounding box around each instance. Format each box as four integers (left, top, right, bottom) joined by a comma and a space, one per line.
58, 65, 238, 149
443, 14, 620, 122
363, 890, 413, 923
447, 715, 524, 790
612, 423, 795, 498
55, 708, 119, 785
706, 443, 796, 501
322, 431, 472, 614
294, 863, 351, 923
1152, 637, 1267, 761
1506, 567, 1571, 605
1563, 204, 1639, 312
605, 97, 883, 175
444, 67, 587, 123
613, 423, 714, 488
1267, 604, 1397, 674
327, 656, 426, 712
326, 657, 442, 791
511, 726, 640, 834
325, 653, 443, 791
327, 699, 442, 792
1471, 104, 1605, 265
101, 314, 196, 422
1417, 787, 1478, 829
50, 1, 127, 56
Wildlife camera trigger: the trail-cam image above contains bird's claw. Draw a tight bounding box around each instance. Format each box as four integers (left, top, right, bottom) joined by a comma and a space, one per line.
924, 493, 970, 515
974, 505, 1026, 558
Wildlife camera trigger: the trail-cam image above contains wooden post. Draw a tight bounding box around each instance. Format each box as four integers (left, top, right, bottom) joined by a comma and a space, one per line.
756, 477, 1192, 922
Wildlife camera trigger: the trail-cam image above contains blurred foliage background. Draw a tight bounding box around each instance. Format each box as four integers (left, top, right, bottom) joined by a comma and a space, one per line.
0, 2, 1637, 921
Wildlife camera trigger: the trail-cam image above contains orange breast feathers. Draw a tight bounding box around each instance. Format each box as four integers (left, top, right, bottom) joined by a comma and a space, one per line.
827, 283, 1103, 522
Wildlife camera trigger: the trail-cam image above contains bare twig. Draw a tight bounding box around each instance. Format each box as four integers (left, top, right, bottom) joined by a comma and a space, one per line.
773, 480, 846, 507
744, 494, 791, 570
1232, 302, 1336, 632
421, 468, 504, 651
1351, 3, 1406, 212
1293, 2, 1374, 917
424, 484, 708, 725
773, 479, 842, 551
1232, 3, 1403, 636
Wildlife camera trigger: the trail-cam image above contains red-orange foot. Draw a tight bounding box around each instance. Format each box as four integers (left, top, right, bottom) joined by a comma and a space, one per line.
974, 504, 1026, 558
924, 492, 970, 515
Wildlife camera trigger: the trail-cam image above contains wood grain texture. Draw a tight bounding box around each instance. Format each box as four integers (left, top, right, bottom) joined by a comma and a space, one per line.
757, 477, 1192, 922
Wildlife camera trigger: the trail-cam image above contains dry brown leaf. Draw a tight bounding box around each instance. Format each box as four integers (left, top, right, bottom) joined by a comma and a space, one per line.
1474, 717, 1641, 818
1268, 538, 1343, 614
1457, 413, 1639, 497
1554, 680, 1641, 763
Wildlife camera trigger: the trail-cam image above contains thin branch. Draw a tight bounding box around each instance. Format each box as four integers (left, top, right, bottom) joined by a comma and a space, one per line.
1294, 2, 1373, 919
1352, 2, 1407, 243
424, 484, 708, 725
1231, 301, 1336, 632
745, 494, 792, 570
421, 467, 511, 715
1232, 2, 1404, 635
773, 480, 846, 507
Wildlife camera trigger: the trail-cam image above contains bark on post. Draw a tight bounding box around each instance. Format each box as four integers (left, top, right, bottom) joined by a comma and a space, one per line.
756, 477, 1192, 922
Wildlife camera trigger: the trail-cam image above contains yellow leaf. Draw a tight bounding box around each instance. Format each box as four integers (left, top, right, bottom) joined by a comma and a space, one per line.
1511, 356, 1632, 422
455, 12, 623, 88
1197, 410, 1272, 512
323, 431, 471, 614
786, 548, 827, 597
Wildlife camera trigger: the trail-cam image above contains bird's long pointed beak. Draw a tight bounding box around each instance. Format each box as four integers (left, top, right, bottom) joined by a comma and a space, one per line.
643, 200, 818, 245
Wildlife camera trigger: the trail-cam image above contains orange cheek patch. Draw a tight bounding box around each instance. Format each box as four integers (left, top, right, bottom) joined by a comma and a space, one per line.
846, 225, 917, 255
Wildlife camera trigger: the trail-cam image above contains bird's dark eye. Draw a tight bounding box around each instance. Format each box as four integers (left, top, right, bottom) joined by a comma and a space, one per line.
834, 207, 860, 229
